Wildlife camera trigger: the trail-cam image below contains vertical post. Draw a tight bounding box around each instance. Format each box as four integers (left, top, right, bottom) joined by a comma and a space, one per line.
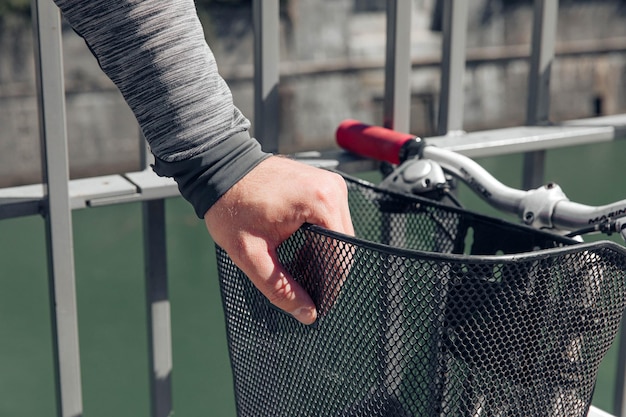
522, 0, 558, 189
253, 0, 280, 153
32, 0, 84, 416
143, 199, 172, 417
141, 140, 173, 417
437, 0, 468, 135
380, 0, 412, 403
434, 5, 469, 411
383, 0, 412, 133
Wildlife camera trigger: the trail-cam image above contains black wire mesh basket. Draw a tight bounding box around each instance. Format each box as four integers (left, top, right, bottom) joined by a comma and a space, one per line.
216, 174, 626, 417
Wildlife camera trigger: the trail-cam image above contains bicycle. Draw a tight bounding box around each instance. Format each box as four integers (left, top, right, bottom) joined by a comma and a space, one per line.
216, 120, 626, 417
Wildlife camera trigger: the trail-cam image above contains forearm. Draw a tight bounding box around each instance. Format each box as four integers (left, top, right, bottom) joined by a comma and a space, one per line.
54, 0, 269, 216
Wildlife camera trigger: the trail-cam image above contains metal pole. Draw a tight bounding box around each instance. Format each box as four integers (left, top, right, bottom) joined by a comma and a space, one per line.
32, 0, 83, 415
141, 139, 173, 417
438, 0, 468, 135
253, 0, 280, 153
523, 0, 558, 189
380, 1, 413, 407
143, 198, 173, 417
383, 0, 412, 133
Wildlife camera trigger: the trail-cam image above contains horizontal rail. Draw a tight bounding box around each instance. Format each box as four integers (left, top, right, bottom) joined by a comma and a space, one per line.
327, 114, 626, 171
0, 170, 178, 219
2, 113, 625, 221
0, 196, 42, 219
426, 125, 615, 158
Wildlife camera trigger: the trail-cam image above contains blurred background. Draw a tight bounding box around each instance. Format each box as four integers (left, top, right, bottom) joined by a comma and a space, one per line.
1, 0, 626, 416
2, 0, 626, 187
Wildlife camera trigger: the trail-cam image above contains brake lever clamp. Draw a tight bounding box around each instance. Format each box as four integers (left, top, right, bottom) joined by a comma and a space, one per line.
379, 159, 449, 198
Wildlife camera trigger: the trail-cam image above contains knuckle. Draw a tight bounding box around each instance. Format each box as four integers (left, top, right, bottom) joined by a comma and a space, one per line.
227, 235, 258, 269
314, 172, 348, 205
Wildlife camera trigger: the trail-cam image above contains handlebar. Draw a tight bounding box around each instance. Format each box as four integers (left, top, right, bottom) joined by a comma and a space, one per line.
336, 120, 626, 238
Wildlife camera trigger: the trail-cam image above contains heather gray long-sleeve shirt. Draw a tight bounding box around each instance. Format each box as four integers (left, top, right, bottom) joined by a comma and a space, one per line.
53, 0, 270, 217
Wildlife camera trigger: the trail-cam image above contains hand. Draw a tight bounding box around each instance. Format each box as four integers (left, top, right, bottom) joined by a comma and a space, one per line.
204, 155, 354, 325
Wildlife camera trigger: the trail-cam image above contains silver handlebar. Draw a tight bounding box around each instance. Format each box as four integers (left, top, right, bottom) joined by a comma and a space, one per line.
419, 145, 626, 238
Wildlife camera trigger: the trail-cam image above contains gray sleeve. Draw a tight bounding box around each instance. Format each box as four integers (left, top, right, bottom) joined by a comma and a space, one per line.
53, 0, 270, 217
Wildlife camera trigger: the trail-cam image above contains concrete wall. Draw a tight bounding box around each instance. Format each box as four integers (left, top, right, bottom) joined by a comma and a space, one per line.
0, 13, 140, 187
1, 0, 626, 187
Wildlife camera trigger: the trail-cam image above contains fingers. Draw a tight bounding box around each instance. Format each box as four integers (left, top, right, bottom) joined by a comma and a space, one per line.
290, 234, 355, 318
228, 235, 318, 325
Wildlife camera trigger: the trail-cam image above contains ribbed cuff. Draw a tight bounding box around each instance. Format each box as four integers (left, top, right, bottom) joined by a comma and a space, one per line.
152, 132, 271, 218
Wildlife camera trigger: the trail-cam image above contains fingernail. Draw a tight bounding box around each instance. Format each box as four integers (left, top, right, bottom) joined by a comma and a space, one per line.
292, 306, 317, 325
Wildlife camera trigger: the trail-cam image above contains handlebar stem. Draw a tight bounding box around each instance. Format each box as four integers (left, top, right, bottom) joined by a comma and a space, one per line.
519, 183, 570, 230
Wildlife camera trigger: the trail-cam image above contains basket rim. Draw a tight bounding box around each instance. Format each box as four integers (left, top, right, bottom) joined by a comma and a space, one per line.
302, 222, 626, 265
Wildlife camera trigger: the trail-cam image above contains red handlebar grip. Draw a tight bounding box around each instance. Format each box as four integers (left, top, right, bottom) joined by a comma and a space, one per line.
335, 119, 415, 165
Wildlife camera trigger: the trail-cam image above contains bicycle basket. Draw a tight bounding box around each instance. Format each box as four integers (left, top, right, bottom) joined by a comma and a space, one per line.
216, 174, 626, 417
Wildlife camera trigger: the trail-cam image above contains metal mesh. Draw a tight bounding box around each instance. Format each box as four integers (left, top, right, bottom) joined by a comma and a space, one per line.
217, 175, 626, 417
